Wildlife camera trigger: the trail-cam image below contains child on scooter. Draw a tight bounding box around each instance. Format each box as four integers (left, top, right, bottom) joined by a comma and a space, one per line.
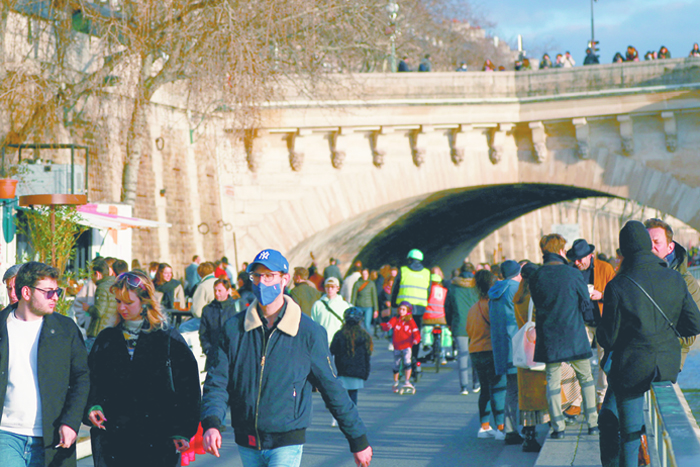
381, 301, 421, 392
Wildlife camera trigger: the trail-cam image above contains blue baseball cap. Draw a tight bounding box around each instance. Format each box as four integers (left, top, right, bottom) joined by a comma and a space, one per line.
247, 249, 289, 274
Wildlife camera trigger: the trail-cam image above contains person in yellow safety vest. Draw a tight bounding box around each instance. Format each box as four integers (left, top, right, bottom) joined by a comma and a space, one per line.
391, 249, 431, 378
423, 274, 448, 324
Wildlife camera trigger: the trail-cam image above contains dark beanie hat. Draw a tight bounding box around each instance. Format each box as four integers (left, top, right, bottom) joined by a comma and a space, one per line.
501, 260, 521, 280
619, 220, 652, 257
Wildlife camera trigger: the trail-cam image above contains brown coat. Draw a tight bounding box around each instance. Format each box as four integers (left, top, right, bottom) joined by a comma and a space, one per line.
593, 257, 616, 318
513, 281, 548, 412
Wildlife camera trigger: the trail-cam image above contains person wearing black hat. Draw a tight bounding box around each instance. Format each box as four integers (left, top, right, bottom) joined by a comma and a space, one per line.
529, 234, 598, 440
566, 238, 616, 408
597, 221, 700, 467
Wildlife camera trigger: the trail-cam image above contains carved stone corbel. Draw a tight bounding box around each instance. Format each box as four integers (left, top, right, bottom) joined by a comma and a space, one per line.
572, 117, 590, 160
329, 128, 348, 169
447, 124, 471, 165
617, 115, 634, 155
368, 130, 388, 168
243, 129, 263, 172
408, 125, 432, 167
661, 111, 677, 153
529, 121, 547, 163
488, 123, 513, 165
286, 129, 310, 172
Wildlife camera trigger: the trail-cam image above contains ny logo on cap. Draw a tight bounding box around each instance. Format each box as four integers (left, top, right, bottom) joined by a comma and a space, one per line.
258, 251, 270, 260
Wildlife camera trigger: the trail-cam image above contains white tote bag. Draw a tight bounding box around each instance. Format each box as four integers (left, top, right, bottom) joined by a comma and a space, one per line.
512, 299, 545, 371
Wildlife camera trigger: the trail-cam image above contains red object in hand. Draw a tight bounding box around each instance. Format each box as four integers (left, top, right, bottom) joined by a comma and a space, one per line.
181, 423, 205, 466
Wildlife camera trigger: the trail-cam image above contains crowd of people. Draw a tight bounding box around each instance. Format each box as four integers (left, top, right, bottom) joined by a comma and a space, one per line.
1, 214, 699, 467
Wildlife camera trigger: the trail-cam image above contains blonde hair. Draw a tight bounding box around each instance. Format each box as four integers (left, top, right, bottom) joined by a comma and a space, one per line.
110, 270, 166, 331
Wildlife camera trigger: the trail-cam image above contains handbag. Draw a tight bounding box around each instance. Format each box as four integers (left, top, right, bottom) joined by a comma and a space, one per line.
512, 299, 545, 371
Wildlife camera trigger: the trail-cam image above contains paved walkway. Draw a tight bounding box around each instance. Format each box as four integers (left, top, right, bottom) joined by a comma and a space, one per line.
78, 340, 547, 467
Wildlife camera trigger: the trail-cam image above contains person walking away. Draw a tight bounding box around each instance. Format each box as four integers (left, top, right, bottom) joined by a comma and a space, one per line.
0, 261, 89, 467
644, 218, 700, 369
529, 234, 598, 439
184, 255, 201, 298
381, 302, 421, 393
84, 258, 118, 351
488, 260, 523, 444
323, 258, 343, 284
185, 262, 217, 331
200, 277, 241, 370
513, 262, 550, 452
87, 270, 201, 467
289, 267, 322, 317
330, 307, 373, 406
311, 277, 350, 348
597, 221, 700, 467
201, 249, 373, 467
351, 268, 379, 332
466, 270, 501, 440
446, 262, 480, 394
418, 54, 431, 72
567, 238, 616, 408
341, 265, 361, 303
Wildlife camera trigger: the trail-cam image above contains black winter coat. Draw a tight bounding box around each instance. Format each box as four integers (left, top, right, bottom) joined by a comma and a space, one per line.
330, 327, 372, 380
200, 298, 240, 368
86, 325, 201, 467
0, 305, 89, 467
529, 254, 593, 363
598, 252, 700, 395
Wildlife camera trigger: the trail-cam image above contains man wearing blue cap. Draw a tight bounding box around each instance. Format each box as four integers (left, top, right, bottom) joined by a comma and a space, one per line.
200, 249, 373, 467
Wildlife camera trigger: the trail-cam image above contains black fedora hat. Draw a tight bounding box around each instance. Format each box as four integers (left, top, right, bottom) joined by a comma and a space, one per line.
566, 239, 595, 261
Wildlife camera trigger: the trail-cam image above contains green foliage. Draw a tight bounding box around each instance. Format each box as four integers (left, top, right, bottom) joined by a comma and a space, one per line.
17, 205, 87, 273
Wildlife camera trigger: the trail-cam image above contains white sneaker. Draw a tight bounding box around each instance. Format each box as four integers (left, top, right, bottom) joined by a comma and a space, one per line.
494, 430, 506, 441
388, 343, 394, 351
331, 418, 337, 427
460, 387, 470, 395
477, 427, 495, 439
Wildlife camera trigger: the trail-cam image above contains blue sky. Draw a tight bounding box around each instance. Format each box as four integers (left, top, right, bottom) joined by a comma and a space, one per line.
475, 0, 700, 64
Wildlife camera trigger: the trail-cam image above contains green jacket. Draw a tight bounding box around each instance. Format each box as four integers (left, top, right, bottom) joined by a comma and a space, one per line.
289, 281, 322, 316
87, 275, 118, 338
351, 279, 378, 311
445, 276, 479, 337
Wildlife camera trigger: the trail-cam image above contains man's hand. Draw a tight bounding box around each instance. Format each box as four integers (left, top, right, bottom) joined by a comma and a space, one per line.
57, 425, 77, 448
173, 438, 190, 453
353, 446, 373, 467
590, 289, 603, 301
88, 410, 107, 430
203, 428, 221, 457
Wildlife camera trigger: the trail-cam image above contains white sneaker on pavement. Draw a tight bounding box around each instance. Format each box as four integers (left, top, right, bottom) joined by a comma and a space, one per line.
388, 343, 394, 351
477, 427, 495, 439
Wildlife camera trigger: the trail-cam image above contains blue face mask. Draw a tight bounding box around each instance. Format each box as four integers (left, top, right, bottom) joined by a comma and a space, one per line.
252, 282, 283, 306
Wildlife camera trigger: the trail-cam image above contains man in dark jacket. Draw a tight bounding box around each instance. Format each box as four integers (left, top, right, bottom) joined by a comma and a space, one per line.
0, 261, 89, 467
201, 249, 372, 467
529, 234, 598, 439
597, 221, 700, 467
644, 218, 700, 368
289, 267, 322, 316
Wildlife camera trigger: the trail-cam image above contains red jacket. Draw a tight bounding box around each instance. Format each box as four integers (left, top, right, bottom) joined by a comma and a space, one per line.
381, 316, 421, 351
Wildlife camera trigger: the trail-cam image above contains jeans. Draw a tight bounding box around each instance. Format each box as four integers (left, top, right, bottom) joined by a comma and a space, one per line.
504, 373, 519, 434
0, 430, 45, 467
357, 306, 373, 332
599, 389, 645, 467
545, 359, 598, 432
471, 351, 498, 425
238, 444, 304, 467
455, 336, 479, 390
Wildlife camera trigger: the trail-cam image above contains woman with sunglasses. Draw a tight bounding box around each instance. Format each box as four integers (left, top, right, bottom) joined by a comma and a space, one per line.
85, 270, 201, 467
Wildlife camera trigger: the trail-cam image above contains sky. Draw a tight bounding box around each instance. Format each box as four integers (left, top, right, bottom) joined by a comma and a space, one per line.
474, 0, 700, 65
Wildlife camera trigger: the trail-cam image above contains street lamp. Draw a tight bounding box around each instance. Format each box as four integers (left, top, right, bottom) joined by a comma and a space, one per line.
385, 1, 399, 72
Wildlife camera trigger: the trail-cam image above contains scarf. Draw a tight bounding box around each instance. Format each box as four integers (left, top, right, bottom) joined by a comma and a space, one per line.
121, 318, 146, 359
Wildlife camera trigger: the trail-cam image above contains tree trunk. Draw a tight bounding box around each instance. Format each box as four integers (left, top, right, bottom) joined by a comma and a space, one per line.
121, 95, 148, 205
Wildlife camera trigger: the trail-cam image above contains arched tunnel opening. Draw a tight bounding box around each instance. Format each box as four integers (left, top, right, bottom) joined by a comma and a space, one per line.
353, 183, 618, 272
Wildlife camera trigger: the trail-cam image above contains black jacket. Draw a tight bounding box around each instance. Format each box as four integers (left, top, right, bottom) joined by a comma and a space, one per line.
529, 253, 594, 364
599, 251, 700, 395
86, 325, 201, 466
330, 328, 372, 380
200, 298, 240, 365
0, 304, 89, 467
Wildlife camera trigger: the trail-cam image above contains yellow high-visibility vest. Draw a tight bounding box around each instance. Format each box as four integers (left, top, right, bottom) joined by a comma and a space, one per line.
396, 266, 430, 307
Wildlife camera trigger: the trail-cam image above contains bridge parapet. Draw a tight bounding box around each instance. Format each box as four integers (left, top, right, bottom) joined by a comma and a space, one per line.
274, 58, 700, 104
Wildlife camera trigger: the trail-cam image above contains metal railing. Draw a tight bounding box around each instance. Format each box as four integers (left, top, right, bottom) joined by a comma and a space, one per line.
646, 382, 700, 467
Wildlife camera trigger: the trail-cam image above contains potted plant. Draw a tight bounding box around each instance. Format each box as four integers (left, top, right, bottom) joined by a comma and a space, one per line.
0, 161, 28, 199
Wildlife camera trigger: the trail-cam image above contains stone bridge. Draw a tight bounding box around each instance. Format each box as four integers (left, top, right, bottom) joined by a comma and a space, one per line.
214, 58, 700, 271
